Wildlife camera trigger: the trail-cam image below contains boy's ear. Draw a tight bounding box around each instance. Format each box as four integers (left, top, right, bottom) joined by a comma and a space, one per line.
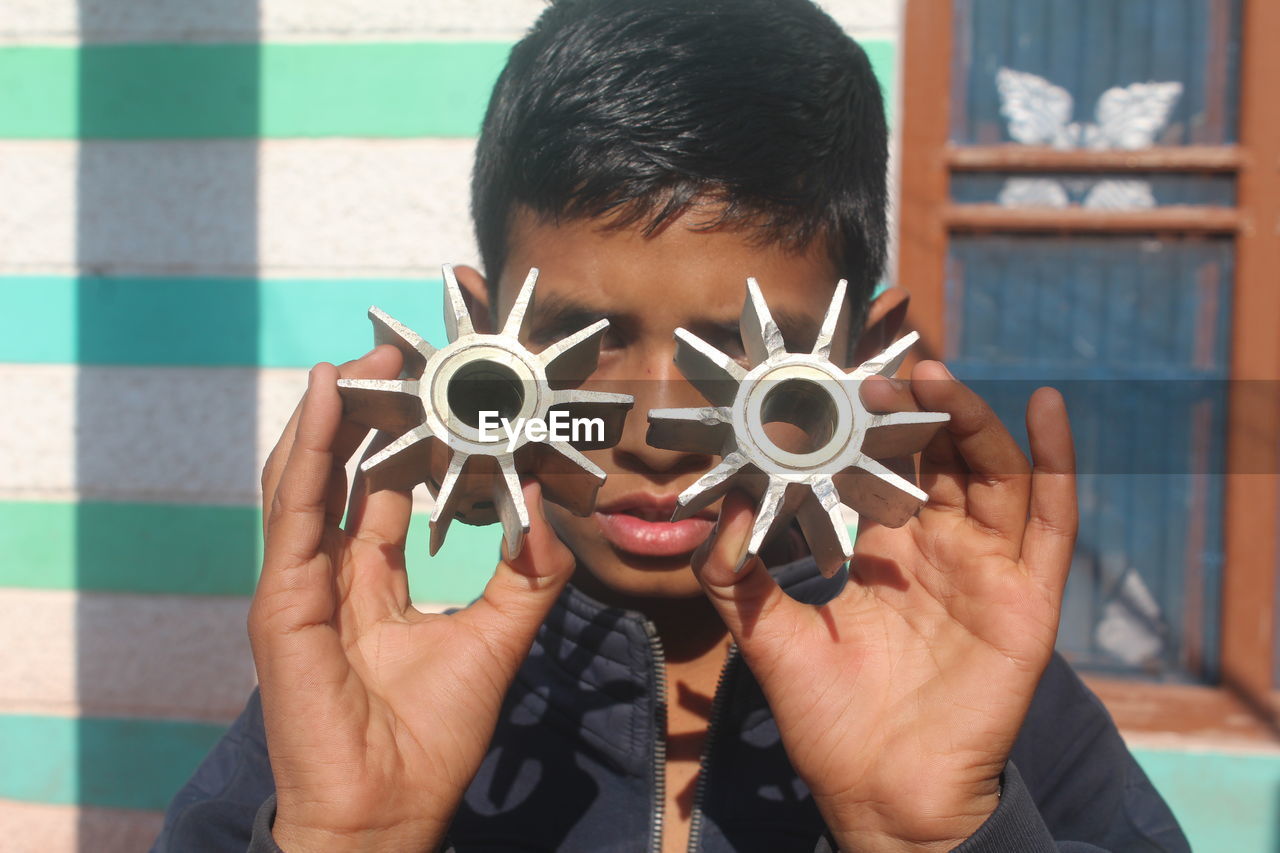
849, 285, 910, 365
452, 264, 495, 334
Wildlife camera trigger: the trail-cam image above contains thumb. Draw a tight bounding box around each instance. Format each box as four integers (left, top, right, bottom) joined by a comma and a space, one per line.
454, 480, 576, 663
691, 490, 808, 644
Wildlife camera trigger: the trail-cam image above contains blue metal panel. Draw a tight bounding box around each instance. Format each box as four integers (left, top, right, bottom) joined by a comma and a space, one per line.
953, 0, 1242, 146
945, 236, 1231, 681
951, 172, 1236, 207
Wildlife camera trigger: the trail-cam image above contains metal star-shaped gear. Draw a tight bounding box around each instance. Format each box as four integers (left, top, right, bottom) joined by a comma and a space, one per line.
646, 278, 950, 577
337, 265, 633, 558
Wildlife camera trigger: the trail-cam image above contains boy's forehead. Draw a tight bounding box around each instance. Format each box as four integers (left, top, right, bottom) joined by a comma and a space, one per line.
496, 206, 846, 333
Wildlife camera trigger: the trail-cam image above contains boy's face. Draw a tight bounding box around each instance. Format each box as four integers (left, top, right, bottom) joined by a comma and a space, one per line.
467, 207, 868, 603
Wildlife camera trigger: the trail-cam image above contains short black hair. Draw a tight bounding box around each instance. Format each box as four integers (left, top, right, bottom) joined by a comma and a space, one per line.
471, 0, 888, 331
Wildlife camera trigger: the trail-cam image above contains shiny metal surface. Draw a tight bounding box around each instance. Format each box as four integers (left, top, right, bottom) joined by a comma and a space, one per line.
338, 265, 633, 558
648, 278, 950, 577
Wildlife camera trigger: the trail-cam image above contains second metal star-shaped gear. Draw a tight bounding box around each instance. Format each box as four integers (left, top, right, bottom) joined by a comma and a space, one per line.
647, 278, 951, 578
336, 265, 634, 559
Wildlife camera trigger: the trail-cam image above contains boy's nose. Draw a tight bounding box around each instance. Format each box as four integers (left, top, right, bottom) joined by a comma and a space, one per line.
608, 347, 715, 478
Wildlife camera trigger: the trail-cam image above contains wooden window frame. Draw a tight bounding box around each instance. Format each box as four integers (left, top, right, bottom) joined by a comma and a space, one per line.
898, 0, 1280, 743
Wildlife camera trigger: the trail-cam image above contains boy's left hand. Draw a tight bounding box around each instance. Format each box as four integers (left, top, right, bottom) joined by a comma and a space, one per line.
690, 361, 1077, 853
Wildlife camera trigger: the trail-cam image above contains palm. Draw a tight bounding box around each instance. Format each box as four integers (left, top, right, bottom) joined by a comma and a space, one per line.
692, 364, 1077, 849
758, 518, 1057, 814
250, 350, 576, 850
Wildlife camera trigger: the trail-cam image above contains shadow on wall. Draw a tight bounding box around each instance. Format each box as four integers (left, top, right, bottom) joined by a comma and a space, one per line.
75, 2, 261, 849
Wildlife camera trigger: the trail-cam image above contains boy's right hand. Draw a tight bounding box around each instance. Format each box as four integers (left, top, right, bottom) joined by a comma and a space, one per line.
249, 346, 576, 852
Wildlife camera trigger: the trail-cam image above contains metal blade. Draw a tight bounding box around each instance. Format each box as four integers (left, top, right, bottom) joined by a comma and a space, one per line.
493, 456, 530, 559
540, 319, 609, 387
738, 482, 788, 572
834, 456, 928, 528
369, 306, 435, 379
336, 378, 424, 435
860, 410, 951, 458
501, 266, 540, 338
741, 277, 787, 365
548, 390, 634, 449
429, 451, 468, 555
646, 406, 733, 455
796, 477, 853, 578
673, 329, 746, 407
850, 330, 918, 380
359, 426, 434, 492
811, 279, 848, 360
673, 452, 752, 521
534, 441, 606, 517
442, 264, 474, 343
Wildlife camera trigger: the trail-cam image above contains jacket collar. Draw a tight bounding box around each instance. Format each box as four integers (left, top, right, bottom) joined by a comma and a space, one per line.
522, 556, 849, 773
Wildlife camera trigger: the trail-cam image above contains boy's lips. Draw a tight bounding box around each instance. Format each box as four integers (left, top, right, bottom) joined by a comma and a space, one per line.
593, 493, 718, 557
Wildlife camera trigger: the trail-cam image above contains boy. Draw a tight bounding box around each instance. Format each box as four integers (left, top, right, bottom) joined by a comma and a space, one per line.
152, 1, 1189, 850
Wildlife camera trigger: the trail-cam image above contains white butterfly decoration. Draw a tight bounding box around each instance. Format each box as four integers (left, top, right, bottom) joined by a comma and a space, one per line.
993, 68, 1183, 210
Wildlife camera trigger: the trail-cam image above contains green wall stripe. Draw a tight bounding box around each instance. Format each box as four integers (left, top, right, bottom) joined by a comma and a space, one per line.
1134, 747, 1280, 851
0, 40, 894, 140
0, 713, 228, 810
0, 500, 498, 602
0, 42, 513, 139
1, 277, 449, 367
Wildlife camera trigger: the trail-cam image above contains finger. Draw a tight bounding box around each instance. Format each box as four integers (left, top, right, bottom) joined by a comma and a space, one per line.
261, 345, 403, 538
1021, 387, 1077, 599
454, 482, 577, 673
689, 489, 809, 649
250, 362, 347, 678
262, 364, 344, 574
859, 374, 918, 414
328, 434, 415, 625
863, 370, 968, 519
910, 361, 1031, 547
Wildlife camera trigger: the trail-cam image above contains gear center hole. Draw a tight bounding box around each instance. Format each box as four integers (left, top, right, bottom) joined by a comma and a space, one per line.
760, 378, 838, 455
446, 360, 526, 428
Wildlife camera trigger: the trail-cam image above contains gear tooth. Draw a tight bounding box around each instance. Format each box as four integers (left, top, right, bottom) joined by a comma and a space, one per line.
673, 329, 746, 407
834, 456, 928, 529
646, 406, 733, 455
359, 426, 434, 493
797, 477, 853, 578
428, 452, 469, 555
745, 483, 785, 558
535, 442, 606, 517
850, 331, 919, 379
811, 279, 848, 360
336, 378, 424, 435
741, 277, 787, 365
441, 264, 475, 343
501, 267, 540, 338
861, 411, 951, 458
548, 390, 634, 449
540, 318, 609, 386
673, 453, 750, 521
368, 306, 435, 378
495, 457, 530, 560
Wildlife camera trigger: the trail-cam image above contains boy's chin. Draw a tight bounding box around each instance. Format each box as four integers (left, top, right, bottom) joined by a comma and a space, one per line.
572, 556, 708, 603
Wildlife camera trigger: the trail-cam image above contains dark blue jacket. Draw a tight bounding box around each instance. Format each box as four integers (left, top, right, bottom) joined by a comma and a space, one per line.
151, 558, 1189, 852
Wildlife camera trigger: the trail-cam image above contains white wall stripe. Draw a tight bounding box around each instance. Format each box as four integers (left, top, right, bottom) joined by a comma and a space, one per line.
0, 364, 301, 505
0, 364, 451, 510
0, 588, 256, 723
0, 0, 895, 45
0, 139, 479, 278
0, 799, 163, 853
0, 589, 465, 722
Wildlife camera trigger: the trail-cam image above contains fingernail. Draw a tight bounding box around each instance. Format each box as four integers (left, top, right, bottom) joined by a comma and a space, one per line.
938, 362, 955, 380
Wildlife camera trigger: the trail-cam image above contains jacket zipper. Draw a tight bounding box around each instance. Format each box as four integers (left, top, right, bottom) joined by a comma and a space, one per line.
642, 619, 668, 853
685, 642, 740, 853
